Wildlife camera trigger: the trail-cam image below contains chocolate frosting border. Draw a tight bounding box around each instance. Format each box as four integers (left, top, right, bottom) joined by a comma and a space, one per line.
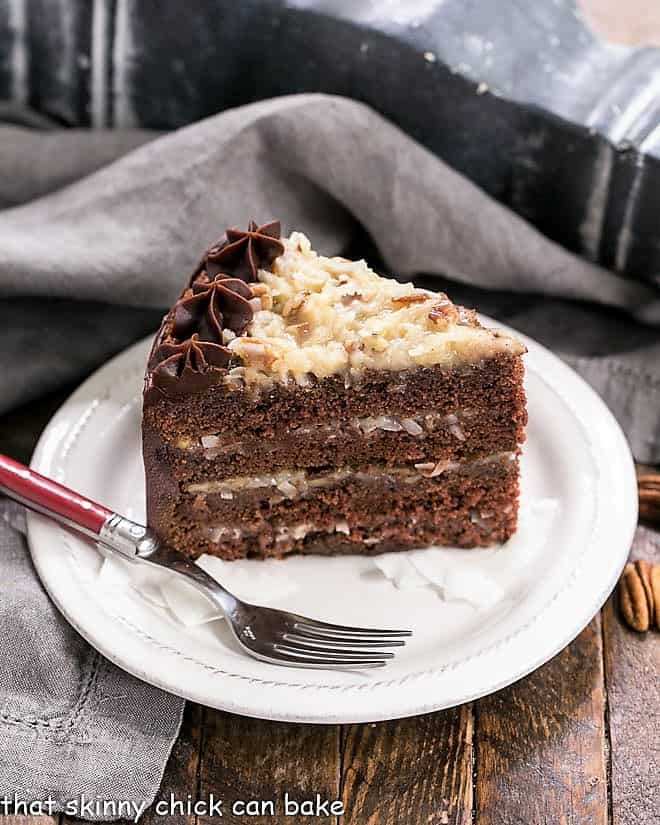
144, 220, 284, 405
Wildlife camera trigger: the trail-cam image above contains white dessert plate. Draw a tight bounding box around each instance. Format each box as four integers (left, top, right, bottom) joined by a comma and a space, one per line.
27, 320, 637, 723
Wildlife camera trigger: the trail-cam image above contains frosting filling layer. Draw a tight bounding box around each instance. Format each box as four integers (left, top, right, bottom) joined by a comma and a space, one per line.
205, 521, 352, 544
204, 506, 504, 546
184, 452, 516, 501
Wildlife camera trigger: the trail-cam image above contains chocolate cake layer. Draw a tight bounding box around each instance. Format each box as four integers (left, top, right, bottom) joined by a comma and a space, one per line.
143, 355, 525, 483
145, 355, 525, 446
154, 455, 519, 559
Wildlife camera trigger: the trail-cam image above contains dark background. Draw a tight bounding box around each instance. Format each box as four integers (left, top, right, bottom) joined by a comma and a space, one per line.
2, 0, 660, 285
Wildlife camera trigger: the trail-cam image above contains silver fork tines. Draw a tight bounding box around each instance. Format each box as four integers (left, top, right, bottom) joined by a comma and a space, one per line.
133, 539, 412, 671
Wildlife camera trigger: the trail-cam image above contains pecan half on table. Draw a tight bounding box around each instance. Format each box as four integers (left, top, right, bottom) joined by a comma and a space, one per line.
618, 560, 660, 633
638, 470, 660, 525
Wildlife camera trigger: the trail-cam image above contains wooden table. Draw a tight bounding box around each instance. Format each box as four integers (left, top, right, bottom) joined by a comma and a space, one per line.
2, 392, 658, 825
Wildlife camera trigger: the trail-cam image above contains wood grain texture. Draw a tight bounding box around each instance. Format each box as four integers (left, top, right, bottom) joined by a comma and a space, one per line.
340, 705, 473, 825
475, 618, 608, 825
197, 709, 340, 825
604, 527, 660, 825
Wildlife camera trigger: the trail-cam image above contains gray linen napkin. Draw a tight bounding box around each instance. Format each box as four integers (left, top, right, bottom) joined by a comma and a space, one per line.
0, 503, 183, 819
2, 94, 660, 456
1, 93, 659, 814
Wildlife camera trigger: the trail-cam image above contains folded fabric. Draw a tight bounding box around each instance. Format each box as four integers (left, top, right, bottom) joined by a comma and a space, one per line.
1, 93, 659, 817
0, 502, 183, 819
1, 94, 659, 457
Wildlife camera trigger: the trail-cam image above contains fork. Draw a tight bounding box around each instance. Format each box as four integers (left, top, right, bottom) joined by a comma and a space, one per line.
0, 453, 411, 669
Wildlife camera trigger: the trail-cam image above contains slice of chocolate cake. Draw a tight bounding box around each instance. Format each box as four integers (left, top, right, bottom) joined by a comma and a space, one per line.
143, 221, 527, 560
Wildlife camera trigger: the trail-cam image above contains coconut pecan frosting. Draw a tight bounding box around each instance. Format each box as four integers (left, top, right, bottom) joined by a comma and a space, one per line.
145, 220, 284, 402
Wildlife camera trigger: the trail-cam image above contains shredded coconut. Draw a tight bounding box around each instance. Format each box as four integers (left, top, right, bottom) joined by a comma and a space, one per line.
226, 233, 524, 384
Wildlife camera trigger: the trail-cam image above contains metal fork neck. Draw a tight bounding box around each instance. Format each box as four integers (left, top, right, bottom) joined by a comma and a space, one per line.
98, 513, 160, 559
100, 514, 239, 616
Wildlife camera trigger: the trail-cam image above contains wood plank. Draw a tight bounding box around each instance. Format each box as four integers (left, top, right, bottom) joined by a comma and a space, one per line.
197, 709, 340, 824
474, 617, 608, 825
340, 705, 473, 825
603, 526, 660, 825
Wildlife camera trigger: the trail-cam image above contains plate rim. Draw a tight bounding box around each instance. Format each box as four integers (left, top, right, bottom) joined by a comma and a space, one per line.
27, 321, 637, 723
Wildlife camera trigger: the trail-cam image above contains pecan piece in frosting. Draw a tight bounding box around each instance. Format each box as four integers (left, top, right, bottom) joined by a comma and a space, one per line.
428, 295, 458, 326
282, 290, 311, 319
232, 337, 277, 369
391, 293, 431, 306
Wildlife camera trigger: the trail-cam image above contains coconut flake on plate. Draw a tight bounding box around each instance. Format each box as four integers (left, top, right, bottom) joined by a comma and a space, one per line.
372, 495, 560, 608
96, 552, 299, 629
373, 553, 429, 590
197, 555, 298, 604
159, 576, 223, 627
97, 556, 169, 609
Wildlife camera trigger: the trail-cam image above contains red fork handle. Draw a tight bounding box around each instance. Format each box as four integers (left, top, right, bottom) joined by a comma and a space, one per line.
0, 452, 112, 535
